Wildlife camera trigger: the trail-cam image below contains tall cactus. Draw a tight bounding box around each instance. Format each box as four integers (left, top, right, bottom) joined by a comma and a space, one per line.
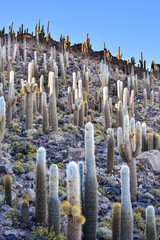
120, 165, 133, 240
62, 162, 85, 240
84, 122, 98, 240
78, 161, 84, 214
35, 147, 47, 226
145, 206, 156, 240
48, 164, 60, 234
23, 81, 37, 129
117, 115, 142, 195
7, 71, 17, 125
106, 128, 115, 173
104, 99, 111, 131
0, 96, 5, 157
49, 93, 58, 132
112, 202, 121, 240
4, 174, 12, 206
42, 92, 49, 130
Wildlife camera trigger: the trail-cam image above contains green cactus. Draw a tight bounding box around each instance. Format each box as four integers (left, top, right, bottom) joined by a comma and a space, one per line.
4, 174, 12, 206
35, 147, 47, 226
106, 128, 115, 173
84, 122, 98, 240
145, 206, 156, 240
48, 164, 60, 234
120, 165, 133, 240
21, 200, 29, 223
23, 81, 37, 129
117, 115, 142, 196
112, 202, 121, 240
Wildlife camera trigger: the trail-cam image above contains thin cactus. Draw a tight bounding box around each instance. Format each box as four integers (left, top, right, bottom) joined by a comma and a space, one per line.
0, 96, 5, 157
84, 122, 98, 240
21, 200, 29, 223
120, 165, 133, 240
48, 164, 60, 234
145, 206, 156, 240
35, 147, 47, 226
78, 161, 84, 214
4, 174, 12, 206
23, 81, 37, 129
106, 128, 115, 173
112, 202, 121, 240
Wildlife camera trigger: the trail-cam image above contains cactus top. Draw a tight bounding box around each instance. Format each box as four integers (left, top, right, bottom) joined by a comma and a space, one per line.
120, 165, 131, 203
146, 205, 155, 218
49, 164, 59, 196
85, 122, 96, 171
67, 161, 80, 206
36, 147, 46, 168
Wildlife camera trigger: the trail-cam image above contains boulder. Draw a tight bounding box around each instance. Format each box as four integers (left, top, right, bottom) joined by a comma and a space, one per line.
68, 147, 85, 160
137, 150, 160, 174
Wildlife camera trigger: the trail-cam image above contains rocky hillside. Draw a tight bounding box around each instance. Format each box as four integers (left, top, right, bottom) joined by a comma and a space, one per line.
0, 22, 159, 240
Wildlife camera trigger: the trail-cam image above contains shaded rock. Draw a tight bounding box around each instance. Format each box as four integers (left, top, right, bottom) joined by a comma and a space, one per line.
137, 150, 160, 174
50, 134, 65, 144
0, 164, 13, 174
68, 147, 85, 160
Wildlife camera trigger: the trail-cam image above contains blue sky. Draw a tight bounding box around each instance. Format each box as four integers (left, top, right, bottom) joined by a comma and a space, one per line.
0, 0, 159, 68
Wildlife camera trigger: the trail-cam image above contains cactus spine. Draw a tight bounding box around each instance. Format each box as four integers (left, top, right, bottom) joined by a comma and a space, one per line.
145, 206, 156, 240
120, 165, 133, 240
21, 200, 29, 223
48, 164, 60, 234
4, 174, 12, 206
84, 122, 98, 240
112, 202, 121, 240
35, 147, 47, 225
